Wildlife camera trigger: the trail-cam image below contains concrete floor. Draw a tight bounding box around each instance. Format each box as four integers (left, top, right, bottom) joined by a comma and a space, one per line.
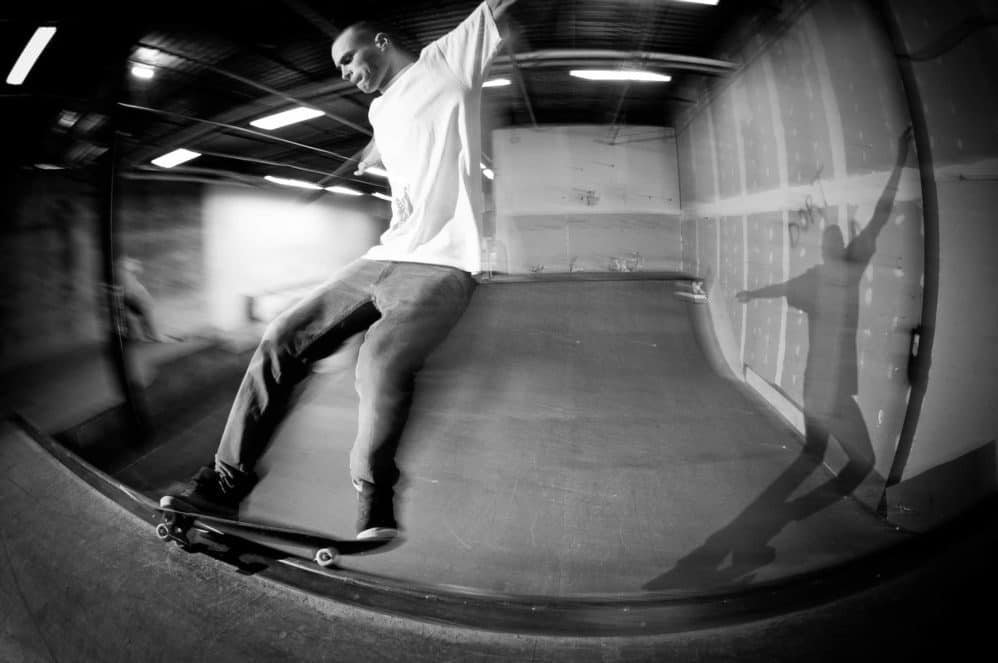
116, 281, 909, 597
1, 280, 996, 660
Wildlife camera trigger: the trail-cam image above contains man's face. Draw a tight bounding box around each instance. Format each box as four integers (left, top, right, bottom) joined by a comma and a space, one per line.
331, 29, 386, 94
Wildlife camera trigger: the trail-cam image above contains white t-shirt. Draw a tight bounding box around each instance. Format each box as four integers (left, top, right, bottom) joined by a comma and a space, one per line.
362, 1, 502, 273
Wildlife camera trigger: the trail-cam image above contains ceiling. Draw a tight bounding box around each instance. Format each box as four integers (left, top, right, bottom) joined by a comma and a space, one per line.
2, 0, 782, 199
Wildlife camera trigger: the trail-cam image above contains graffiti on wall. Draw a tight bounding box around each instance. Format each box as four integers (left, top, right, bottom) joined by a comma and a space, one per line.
788, 164, 829, 248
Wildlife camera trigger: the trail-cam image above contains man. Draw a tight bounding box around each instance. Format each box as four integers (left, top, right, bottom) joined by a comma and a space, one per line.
161, 0, 518, 540
116, 256, 173, 343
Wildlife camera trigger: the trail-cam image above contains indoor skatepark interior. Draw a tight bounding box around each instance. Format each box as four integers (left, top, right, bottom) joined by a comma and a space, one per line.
3, 0, 998, 661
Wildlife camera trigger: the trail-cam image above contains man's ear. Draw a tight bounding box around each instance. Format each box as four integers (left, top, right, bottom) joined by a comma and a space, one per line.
374, 32, 390, 51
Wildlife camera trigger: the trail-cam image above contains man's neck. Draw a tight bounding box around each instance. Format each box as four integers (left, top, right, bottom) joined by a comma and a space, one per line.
379, 53, 417, 93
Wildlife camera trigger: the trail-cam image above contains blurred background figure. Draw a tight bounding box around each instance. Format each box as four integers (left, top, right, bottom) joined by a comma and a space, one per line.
115, 256, 176, 343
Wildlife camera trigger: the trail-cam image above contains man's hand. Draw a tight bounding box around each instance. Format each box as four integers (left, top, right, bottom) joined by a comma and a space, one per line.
735, 290, 752, 304
355, 140, 383, 176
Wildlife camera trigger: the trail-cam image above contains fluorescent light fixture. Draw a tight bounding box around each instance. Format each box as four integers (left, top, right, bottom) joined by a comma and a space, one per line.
76, 113, 105, 133
265, 175, 322, 189
250, 107, 324, 130
35, 163, 64, 170
324, 185, 363, 196
483, 77, 511, 88
7, 26, 57, 85
131, 63, 155, 80
371, 192, 392, 201
363, 166, 388, 178
151, 148, 201, 168
482, 168, 495, 180
57, 110, 80, 129
677, 0, 719, 5
569, 69, 672, 83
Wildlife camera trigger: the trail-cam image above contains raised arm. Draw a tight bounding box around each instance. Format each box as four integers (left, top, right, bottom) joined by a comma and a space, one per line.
848, 126, 913, 262
486, 0, 520, 22
869, 126, 913, 236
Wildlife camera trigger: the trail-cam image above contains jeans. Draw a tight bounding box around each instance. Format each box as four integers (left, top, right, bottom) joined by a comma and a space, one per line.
214, 259, 476, 491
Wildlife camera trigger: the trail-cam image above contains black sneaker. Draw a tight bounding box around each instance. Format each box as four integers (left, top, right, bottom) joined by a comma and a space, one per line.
159, 465, 256, 519
355, 482, 399, 541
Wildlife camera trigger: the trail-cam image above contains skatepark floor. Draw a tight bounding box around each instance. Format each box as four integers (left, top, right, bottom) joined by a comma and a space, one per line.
2, 278, 996, 660
113, 280, 908, 596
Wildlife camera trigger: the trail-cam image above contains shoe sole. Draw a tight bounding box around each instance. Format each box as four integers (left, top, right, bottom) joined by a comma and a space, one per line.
356, 527, 399, 541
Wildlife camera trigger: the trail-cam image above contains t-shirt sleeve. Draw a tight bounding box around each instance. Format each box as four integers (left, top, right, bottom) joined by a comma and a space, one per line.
428, 1, 503, 88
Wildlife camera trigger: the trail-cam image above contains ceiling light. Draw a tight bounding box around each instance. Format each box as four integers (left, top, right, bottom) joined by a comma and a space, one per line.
371, 192, 392, 201
482, 168, 495, 180
131, 63, 155, 80
483, 77, 511, 88
325, 185, 364, 196
251, 107, 324, 130
363, 166, 388, 178
569, 70, 672, 83
6, 26, 57, 85
677, 0, 719, 5
151, 148, 201, 168
75, 113, 106, 133
35, 163, 64, 170
56, 110, 80, 129
265, 175, 322, 189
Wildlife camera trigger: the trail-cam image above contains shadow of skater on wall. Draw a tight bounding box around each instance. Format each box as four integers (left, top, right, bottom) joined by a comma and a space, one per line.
645, 127, 913, 591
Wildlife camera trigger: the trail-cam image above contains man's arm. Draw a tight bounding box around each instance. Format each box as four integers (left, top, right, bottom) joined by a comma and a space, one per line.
868, 126, 912, 236
736, 282, 789, 303
848, 126, 912, 263
486, 0, 519, 22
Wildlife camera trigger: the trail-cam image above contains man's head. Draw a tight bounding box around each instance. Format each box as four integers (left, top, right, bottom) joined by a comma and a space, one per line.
331, 22, 411, 94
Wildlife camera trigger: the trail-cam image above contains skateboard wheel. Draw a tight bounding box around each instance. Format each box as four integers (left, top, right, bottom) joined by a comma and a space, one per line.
315, 548, 337, 567
155, 523, 172, 541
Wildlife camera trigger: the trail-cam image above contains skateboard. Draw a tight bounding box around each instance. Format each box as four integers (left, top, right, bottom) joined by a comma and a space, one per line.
155, 505, 393, 568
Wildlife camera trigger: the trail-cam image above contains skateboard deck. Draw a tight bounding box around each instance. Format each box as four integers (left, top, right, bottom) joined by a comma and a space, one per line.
155, 504, 394, 568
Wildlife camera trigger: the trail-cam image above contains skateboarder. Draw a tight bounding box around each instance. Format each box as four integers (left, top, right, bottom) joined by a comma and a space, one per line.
161, 0, 519, 541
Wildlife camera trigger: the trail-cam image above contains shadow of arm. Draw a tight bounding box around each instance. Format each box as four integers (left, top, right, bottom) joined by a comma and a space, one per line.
852, 127, 913, 259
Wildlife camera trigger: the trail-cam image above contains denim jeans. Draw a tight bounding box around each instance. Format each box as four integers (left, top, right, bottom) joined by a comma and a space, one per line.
214, 259, 476, 491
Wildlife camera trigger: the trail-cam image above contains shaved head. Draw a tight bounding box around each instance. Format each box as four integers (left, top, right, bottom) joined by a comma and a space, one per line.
331, 19, 416, 94
343, 21, 393, 44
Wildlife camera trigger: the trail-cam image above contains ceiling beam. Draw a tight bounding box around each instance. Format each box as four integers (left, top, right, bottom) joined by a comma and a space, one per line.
119, 102, 353, 162
125, 47, 733, 171
131, 164, 264, 186
194, 149, 384, 188
135, 41, 371, 136
491, 49, 736, 75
